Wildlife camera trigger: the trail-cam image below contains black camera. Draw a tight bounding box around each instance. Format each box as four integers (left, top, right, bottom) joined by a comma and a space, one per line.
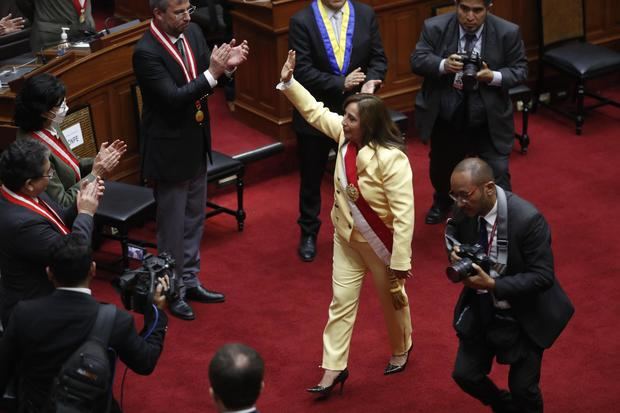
457, 51, 483, 91
117, 252, 178, 314
446, 243, 493, 283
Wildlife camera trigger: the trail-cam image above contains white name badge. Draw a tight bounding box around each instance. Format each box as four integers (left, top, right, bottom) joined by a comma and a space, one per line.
62, 123, 85, 149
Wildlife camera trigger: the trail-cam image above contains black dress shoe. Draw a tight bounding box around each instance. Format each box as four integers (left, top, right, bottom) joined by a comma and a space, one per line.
492, 390, 520, 413
425, 204, 449, 225
298, 235, 316, 262
186, 285, 225, 303
384, 344, 413, 375
169, 298, 195, 320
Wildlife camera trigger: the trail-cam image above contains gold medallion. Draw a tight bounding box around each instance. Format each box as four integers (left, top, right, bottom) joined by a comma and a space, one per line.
346, 183, 359, 202
195, 110, 205, 123
79, 11, 85, 24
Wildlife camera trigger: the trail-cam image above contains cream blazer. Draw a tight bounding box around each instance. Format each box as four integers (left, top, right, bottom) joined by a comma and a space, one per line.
282, 80, 414, 270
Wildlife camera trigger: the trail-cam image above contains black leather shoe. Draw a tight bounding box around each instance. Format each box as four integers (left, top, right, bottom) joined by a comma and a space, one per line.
425, 204, 449, 225
186, 285, 225, 303
169, 298, 195, 320
492, 390, 520, 413
384, 344, 413, 375
298, 235, 316, 262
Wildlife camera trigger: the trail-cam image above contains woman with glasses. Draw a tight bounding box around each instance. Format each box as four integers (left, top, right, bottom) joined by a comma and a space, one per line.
0, 139, 104, 326
278, 51, 415, 397
14, 73, 126, 207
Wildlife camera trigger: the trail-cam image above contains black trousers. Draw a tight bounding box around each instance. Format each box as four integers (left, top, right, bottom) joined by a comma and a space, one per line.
429, 119, 512, 208
452, 330, 544, 413
296, 131, 337, 237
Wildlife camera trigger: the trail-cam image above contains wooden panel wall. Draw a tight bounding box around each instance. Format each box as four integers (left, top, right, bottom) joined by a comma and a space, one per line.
231, 0, 620, 141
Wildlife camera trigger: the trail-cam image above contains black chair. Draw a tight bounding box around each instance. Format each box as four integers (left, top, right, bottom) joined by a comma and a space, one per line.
388, 109, 408, 137
534, 0, 620, 135
95, 181, 156, 270
431, 3, 531, 152
206, 151, 245, 231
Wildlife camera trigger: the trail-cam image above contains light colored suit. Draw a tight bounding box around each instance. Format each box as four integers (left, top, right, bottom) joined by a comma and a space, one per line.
282, 80, 414, 369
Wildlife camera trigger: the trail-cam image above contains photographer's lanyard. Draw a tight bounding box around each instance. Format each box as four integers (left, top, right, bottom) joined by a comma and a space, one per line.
485, 219, 498, 257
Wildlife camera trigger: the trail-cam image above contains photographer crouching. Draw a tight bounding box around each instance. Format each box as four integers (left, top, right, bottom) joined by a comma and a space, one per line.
444, 158, 574, 413
0, 237, 168, 412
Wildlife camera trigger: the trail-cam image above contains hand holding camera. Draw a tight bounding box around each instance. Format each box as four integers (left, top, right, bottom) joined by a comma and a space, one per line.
153, 275, 169, 310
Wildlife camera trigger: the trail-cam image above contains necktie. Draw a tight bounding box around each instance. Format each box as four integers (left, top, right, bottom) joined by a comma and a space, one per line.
331, 12, 342, 44
176, 38, 189, 68
478, 216, 489, 252
464, 33, 477, 54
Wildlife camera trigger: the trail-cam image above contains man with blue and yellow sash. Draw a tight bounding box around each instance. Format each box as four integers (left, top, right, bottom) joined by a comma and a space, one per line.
289, 0, 387, 262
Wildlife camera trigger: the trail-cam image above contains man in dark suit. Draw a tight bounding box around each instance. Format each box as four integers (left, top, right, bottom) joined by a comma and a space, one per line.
0, 237, 168, 412
16, 0, 95, 52
0, 139, 102, 327
411, 0, 527, 224
289, 0, 387, 261
445, 158, 574, 413
209, 343, 264, 413
133, 0, 248, 320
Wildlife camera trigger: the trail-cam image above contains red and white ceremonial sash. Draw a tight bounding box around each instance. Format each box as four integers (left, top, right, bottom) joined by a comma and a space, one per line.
72, 0, 87, 18
1, 186, 70, 235
31, 130, 81, 181
341, 142, 393, 265
150, 20, 198, 83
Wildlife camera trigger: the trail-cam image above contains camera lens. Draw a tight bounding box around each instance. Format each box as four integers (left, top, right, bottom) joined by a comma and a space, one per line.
446, 258, 474, 283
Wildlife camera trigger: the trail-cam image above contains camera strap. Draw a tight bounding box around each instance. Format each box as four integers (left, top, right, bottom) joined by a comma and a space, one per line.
495, 186, 509, 273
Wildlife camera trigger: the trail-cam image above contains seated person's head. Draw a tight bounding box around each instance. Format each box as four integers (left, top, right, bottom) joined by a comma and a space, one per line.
209, 343, 264, 411
46, 237, 95, 288
0, 138, 51, 193
14, 73, 66, 132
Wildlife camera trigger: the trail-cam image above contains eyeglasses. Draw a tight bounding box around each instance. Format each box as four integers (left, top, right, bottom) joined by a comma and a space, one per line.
173, 5, 196, 20
39, 167, 55, 180
449, 186, 479, 203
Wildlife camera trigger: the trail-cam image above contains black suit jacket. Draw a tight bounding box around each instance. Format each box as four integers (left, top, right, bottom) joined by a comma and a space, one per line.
0, 192, 93, 326
447, 191, 574, 349
0, 290, 167, 411
288, 0, 387, 137
411, 12, 527, 154
133, 23, 214, 183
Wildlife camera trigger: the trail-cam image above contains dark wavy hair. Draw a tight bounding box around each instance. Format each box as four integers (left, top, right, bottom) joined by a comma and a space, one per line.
14, 73, 66, 132
0, 139, 50, 191
209, 343, 264, 410
343, 94, 405, 152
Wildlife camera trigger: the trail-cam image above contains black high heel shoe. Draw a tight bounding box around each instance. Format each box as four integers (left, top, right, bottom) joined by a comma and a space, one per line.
306, 368, 349, 398
384, 343, 413, 375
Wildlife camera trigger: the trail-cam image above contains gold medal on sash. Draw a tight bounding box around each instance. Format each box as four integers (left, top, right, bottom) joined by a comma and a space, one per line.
195, 110, 204, 124
346, 183, 359, 202
79, 10, 85, 23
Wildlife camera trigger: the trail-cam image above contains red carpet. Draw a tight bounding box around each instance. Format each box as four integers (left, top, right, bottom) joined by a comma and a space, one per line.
84, 91, 620, 413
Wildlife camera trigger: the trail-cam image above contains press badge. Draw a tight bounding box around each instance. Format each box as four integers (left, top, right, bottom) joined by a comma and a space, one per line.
453, 71, 464, 90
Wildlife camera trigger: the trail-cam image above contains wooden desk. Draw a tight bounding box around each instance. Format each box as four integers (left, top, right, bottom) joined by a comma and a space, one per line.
0, 23, 149, 183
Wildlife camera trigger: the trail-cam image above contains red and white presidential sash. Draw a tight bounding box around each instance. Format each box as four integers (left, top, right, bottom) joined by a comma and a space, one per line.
1, 186, 70, 235
31, 129, 81, 181
341, 142, 393, 265
149, 20, 198, 83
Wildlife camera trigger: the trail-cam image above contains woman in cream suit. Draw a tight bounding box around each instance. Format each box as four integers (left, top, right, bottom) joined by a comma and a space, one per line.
278, 50, 415, 397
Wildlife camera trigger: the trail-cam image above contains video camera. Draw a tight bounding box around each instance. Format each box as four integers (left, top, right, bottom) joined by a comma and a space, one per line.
446, 243, 493, 283
457, 51, 483, 92
117, 252, 178, 314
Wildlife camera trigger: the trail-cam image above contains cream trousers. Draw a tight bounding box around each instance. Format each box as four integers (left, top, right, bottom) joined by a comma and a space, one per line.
321, 232, 413, 370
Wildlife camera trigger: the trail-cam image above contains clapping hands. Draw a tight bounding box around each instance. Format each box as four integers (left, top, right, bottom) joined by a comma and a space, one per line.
92, 140, 127, 179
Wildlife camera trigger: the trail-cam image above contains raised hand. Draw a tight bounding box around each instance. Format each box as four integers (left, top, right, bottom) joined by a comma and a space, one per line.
92, 139, 126, 178
344, 67, 366, 92
0, 14, 25, 36
280, 50, 296, 83
225, 39, 249, 70
361, 79, 382, 94
209, 43, 232, 79
76, 178, 104, 216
